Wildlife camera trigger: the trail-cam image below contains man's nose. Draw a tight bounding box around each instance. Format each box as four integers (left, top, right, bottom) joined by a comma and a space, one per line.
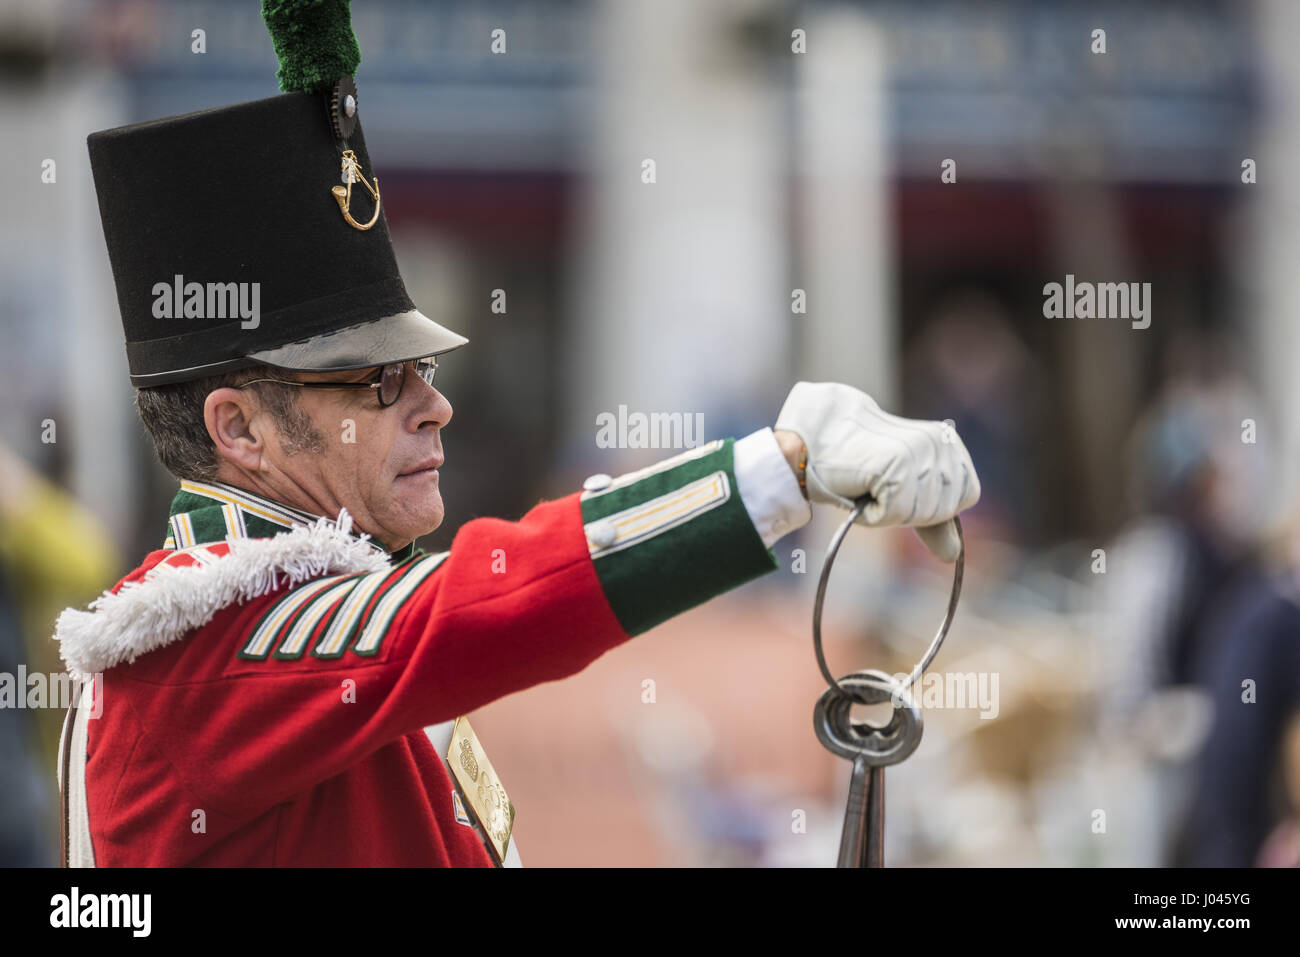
411, 381, 451, 430
433, 388, 452, 427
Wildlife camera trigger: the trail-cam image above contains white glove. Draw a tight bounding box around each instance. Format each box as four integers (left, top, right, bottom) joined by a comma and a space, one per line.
774, 381, 980, 562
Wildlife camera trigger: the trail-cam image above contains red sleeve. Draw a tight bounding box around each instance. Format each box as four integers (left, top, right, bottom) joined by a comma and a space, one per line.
120, 491, 629, 817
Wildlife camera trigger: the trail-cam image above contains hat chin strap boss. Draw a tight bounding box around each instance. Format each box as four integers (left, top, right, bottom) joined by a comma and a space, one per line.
328, 77, 380, 231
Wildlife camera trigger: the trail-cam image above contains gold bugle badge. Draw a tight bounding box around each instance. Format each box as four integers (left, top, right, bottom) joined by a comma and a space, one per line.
331, 149, 380, 231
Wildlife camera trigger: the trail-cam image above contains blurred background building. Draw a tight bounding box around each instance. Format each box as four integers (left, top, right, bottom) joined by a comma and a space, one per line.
2, 0, 1298, 866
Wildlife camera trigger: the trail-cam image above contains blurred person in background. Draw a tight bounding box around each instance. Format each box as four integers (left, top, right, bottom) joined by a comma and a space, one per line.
1173, 499, 1300, 867
0, 441, 118, 865
903, 289, 1048, 550
1256, 710, 1300, 867
1102, 330, 1300, 866
0, 571, 45, 866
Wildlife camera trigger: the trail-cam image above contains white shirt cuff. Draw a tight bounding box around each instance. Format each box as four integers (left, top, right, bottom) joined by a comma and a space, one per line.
733, 427, 813, 549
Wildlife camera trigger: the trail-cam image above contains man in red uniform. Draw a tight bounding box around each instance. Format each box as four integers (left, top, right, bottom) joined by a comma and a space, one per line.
57, 367, 976, 867
55, 5, 980, 867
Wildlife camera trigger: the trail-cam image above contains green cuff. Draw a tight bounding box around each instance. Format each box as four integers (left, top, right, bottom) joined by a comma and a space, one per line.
580, 438, 778, 636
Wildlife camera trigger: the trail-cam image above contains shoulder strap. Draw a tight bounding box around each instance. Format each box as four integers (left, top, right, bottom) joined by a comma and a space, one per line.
58, 698, 74, 867
57, 679, 97, 868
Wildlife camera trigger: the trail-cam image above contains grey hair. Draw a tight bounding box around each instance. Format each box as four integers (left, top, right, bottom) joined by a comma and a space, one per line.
134, 365, 327, 482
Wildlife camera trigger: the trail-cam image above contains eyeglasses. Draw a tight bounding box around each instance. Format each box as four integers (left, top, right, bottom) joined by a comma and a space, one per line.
236, 357, 438, 408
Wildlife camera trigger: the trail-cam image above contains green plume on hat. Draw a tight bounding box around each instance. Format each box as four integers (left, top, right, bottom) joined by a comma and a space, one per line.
262, 0, 360, 94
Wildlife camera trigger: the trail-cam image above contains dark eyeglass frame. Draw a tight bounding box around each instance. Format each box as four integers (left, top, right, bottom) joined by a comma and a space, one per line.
236, 356, 438, 408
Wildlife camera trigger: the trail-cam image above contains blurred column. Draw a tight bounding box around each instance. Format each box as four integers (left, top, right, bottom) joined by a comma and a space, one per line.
61, 76, 138, 547
792, 6, 895, 403
790, 7, 896, 621
1040, 182, 1141, 539
3, 63, 136, 545
565, 0, 789, 460
1242, 0, 1300, 501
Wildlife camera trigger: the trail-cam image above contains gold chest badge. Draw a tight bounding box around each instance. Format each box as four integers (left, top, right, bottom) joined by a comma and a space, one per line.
445, 716, 515, 864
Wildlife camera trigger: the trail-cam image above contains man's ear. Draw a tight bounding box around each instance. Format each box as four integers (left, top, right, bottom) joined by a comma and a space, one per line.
204, 387, 265, 472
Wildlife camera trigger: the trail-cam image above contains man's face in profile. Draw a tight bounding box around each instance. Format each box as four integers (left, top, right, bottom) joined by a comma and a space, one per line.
209, 362, 454, 551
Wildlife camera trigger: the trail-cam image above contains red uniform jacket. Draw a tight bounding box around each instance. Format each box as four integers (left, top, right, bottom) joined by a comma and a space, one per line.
55, 437, 789, 866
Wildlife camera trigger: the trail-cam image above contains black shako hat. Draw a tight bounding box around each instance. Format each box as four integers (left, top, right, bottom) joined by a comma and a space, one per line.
87, 3, 467, 387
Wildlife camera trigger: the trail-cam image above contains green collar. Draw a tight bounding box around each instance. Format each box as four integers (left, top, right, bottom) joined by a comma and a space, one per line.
164, 480, 417, 564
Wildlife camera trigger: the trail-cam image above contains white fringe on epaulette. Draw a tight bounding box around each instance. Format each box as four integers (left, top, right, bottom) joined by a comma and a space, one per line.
54, 508, 391, 680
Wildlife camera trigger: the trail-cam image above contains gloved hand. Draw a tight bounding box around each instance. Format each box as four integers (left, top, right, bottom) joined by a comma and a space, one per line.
774, 381, 980, 562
